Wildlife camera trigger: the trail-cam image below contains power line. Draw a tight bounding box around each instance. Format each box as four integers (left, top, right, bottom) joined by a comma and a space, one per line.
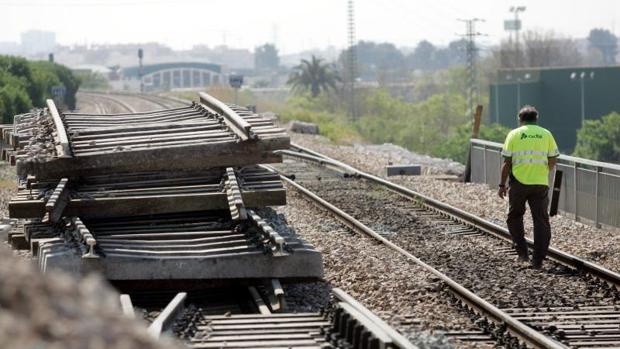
458, 18, 486, 120
346, 0, 358, 120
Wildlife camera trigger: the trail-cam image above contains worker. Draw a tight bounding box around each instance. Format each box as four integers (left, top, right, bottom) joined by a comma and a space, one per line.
498, 106, 559, 269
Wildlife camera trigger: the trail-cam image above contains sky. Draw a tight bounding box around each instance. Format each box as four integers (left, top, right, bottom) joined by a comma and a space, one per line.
1, 0, 619, 54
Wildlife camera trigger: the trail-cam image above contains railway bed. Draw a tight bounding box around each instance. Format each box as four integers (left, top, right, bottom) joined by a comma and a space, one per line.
271, 145, 620, 348
0, 92, 422, 349
123, 286, 416, 349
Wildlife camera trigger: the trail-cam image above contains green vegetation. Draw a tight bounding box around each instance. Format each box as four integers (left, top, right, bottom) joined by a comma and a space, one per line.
170, 64, 508, 164
287, 56, 340, 97
277, 87, 508, 163
284, 63, 507, 163
573, 112, 620, 163
0, 55, 80, 123
74, 71, 110, 90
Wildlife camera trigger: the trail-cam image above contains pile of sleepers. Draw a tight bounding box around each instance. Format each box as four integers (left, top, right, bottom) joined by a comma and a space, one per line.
3, 92, 323, 282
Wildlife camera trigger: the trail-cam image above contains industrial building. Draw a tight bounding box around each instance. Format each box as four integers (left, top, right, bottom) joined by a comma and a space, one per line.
118, 62, 226, 92
489, 66, 620, 152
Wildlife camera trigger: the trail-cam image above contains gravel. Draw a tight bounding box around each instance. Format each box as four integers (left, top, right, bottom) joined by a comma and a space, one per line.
284, 162, 618, 311
260, 199, 494, 349
291, 133, 464, 175
0, 247, 182, 349
13, 109, 57, 165
291, 133, 620, 272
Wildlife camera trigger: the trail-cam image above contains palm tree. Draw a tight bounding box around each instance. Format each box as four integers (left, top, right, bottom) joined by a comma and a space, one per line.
287, 56, 340, 97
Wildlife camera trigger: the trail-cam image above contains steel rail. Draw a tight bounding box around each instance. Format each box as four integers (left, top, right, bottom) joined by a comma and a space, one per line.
263, 164, 567, 349
79, 92, 136, 113
198, 91, 254, 141
280, 144, 620, 289
46, 99, 71, 158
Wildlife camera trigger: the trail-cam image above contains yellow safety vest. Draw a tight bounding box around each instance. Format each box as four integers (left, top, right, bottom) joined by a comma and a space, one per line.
501, 124, 559, 186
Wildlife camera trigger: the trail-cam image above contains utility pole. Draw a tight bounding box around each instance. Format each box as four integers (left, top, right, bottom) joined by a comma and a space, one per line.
138, 48, 144, 93
508, 6, 526, 67
458, 18, 485, 120
346, 0, 358, 120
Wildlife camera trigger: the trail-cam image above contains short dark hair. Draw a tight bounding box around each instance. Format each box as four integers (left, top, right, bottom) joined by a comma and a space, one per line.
518, 105, 538, 122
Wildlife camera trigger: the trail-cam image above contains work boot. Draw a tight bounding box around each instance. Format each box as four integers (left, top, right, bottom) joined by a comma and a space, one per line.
530, 260, 543, 270
517, 253, 529, 262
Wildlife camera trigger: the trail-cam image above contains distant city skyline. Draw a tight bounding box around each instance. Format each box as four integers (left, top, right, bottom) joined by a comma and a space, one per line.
1, 0, 619, 54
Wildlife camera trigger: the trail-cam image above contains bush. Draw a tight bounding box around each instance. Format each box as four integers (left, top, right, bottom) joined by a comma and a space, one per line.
573, 112, 620, 163
0, 55, 80, 122
74, 71, 109, 90
439, 122, 511, 163
279, 107, 362, 144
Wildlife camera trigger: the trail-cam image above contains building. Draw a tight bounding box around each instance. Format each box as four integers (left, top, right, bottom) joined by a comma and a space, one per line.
21, 30, 56, 55
489, 66, 620, 152
118, 62, 226, 92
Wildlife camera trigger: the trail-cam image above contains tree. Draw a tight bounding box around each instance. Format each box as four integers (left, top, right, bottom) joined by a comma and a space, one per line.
588, 28, 617, 65
573, 112, 620, 163
338, 41, 405, 81
254, 43, 280, 71
287, 56, 340, 97
0, 55, 80, 119
440, 122, 511, 163
407, 40, 437, 71
498, 30, 582, 68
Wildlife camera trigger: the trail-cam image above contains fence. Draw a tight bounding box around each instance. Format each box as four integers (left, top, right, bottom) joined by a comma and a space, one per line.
470, 138, 620, 229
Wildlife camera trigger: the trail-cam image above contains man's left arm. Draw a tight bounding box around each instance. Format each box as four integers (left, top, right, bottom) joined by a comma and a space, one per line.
547, 133, 560, 170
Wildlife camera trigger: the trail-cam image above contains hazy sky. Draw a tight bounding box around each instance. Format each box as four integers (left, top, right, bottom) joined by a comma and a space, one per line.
2, 0, 619, 53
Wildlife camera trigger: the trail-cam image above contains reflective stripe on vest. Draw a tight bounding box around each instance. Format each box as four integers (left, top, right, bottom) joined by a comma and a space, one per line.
512, 150, 548, 157
512, 158, 548, 165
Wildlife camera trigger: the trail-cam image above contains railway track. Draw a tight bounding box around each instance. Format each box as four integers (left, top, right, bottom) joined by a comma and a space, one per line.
3, 92, 419, 349
77, 91, 188, 114
270, 144, 620, 349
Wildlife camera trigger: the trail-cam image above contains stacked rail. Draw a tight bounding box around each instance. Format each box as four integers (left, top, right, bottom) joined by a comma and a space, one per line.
9, 94, 287, 179
4, 92, 323, 282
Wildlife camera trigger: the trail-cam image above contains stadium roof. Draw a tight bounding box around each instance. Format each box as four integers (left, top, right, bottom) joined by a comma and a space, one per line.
122, 62, 222, 77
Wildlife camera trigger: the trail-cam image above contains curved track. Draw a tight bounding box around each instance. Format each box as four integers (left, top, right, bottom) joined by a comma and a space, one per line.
269, 143, 620, 349
76, 91, 188, 114
63, 92, 417, 349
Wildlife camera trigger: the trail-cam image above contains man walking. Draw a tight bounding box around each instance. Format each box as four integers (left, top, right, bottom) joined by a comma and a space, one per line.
498, 106, 559, 269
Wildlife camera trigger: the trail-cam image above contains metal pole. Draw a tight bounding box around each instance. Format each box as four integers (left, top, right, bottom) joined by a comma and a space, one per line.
595, 167, 600, 228
515, 10, 520, 67
495, 83, 500, 123
516, 79, 521, 111
138, 48, 144, 93
482, 144, 488, 185
580, 77, 585, 125
573, 162, 579, 221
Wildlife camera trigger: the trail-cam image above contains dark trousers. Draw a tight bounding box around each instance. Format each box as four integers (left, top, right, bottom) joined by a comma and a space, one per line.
507, 180, 551, 264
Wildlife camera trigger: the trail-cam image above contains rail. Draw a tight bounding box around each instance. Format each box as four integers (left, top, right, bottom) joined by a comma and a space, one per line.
470, 138, 620, 229
280, 143, 620, 288
46, 99, 71, 158
198, 91, 255, 141
264, 161, 568, 349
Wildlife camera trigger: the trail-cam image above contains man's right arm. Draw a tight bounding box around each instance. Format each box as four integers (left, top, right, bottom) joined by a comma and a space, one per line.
498, 158, 511, 199
499, 131, 514, 199
547, 132, 560, 170
548, 157, 557, 170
